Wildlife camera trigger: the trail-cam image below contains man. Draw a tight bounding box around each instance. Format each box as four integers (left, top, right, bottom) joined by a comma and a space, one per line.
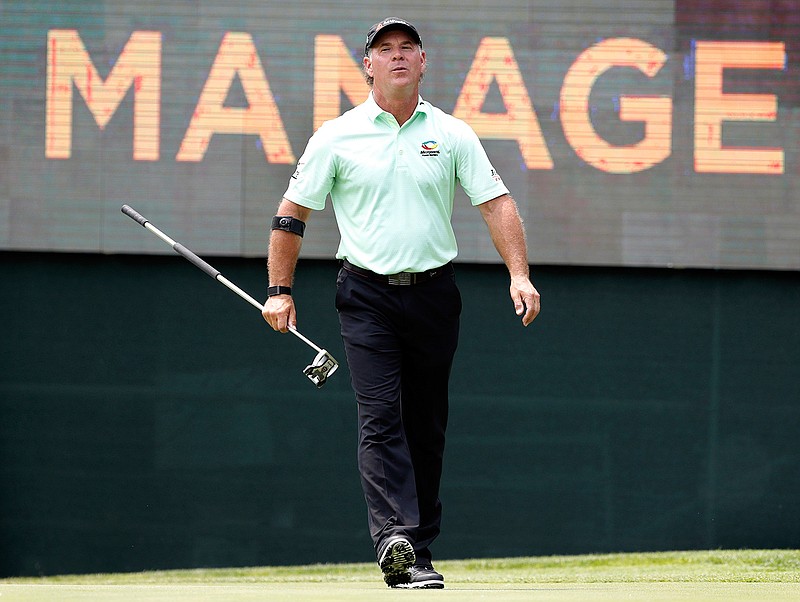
262, 17, 540, 589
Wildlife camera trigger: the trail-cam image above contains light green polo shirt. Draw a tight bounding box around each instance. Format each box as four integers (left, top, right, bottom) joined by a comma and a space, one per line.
283, 93, 509, 274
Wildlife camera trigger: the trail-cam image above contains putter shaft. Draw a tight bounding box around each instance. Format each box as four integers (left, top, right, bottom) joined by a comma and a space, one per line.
121, 204, 336, 384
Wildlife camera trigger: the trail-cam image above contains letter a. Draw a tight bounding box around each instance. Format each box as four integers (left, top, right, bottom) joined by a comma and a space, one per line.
452, 37, 553, 170
177, 32, 294, 163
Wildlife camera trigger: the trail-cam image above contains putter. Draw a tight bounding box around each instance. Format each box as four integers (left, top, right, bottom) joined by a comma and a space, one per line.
121, 204, 338, 388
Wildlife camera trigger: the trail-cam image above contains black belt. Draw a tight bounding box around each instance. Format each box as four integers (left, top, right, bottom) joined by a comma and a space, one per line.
342, 260, 452, 286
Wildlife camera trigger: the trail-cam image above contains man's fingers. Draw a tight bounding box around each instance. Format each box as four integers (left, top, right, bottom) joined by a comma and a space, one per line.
511, 284, 540, 327
522, 292, 540, 326
273, 314, 291, 333
276, 315, 289, 333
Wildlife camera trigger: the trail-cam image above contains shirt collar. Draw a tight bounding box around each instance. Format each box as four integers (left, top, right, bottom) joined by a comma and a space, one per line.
364, 91, 430, 123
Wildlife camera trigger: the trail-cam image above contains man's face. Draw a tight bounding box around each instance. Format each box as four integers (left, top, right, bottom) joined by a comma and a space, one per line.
364, 29, 426, 91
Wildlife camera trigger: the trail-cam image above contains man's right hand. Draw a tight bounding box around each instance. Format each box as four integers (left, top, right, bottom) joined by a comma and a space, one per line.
262, 294, 296, 332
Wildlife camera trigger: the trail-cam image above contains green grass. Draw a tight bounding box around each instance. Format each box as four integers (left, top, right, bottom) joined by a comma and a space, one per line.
2, 550, 799, 601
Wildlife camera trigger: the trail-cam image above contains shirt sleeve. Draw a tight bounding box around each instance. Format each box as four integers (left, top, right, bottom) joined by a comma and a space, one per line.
453, 120, 510, 206
282, 126, 336, 210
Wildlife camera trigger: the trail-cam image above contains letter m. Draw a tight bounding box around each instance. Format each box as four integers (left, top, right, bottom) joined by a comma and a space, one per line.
46, 30, 161, 160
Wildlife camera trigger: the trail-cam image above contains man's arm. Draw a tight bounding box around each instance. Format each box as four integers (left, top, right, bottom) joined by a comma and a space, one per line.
262, 198, 313, 332
478, 194, 541, 326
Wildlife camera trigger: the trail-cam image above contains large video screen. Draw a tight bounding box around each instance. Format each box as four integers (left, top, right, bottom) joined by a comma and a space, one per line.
1, 0, 797, 269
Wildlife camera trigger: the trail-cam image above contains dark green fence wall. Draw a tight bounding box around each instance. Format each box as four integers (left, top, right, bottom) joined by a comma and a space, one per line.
1, 252, 798, 576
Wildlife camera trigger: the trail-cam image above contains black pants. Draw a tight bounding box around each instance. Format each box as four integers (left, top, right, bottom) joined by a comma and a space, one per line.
335, 264, 461, 565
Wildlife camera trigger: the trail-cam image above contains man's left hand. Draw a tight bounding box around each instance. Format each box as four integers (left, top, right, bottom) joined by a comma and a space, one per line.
510, 277, 540, 326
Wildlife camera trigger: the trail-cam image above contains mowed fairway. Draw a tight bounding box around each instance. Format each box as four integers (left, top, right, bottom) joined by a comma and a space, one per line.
1, 550, 798, 602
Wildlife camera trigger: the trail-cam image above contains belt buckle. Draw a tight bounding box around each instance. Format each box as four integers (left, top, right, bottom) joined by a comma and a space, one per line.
388, 272, 412, 286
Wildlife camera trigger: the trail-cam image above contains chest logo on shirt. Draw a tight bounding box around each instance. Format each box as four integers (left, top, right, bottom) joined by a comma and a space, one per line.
420, 140, 440, 157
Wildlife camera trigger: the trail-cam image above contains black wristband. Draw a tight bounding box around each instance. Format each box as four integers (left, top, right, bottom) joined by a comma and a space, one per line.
267, 285, 292, 297
271, 215, 306, 237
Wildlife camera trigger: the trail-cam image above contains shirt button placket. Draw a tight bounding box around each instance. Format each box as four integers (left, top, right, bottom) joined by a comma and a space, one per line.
396, 130, 408, 171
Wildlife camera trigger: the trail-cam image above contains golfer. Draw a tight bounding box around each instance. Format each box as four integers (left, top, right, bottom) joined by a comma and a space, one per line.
263, 17, 540, 589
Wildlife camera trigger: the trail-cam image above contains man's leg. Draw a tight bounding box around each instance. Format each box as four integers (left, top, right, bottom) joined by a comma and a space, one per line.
399, 273, 461, 564
335, 269, 419, 554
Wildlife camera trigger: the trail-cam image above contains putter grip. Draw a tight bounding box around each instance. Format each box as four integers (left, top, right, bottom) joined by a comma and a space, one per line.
173, 243, 220, 279
121, 204, 148, 227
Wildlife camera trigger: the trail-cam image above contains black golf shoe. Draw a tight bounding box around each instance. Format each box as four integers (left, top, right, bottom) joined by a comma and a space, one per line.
378, 537, 415, 587
394, 563, 445, 589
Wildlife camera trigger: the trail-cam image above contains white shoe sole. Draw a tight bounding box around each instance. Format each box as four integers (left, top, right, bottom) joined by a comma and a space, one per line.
395, 580, 445, 589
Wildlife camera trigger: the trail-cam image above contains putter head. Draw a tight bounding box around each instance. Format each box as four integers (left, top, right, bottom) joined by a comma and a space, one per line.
303, 349, 339, 388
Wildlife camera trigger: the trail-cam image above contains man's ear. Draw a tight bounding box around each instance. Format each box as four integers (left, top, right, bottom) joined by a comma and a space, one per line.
363, 55, 373, 77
